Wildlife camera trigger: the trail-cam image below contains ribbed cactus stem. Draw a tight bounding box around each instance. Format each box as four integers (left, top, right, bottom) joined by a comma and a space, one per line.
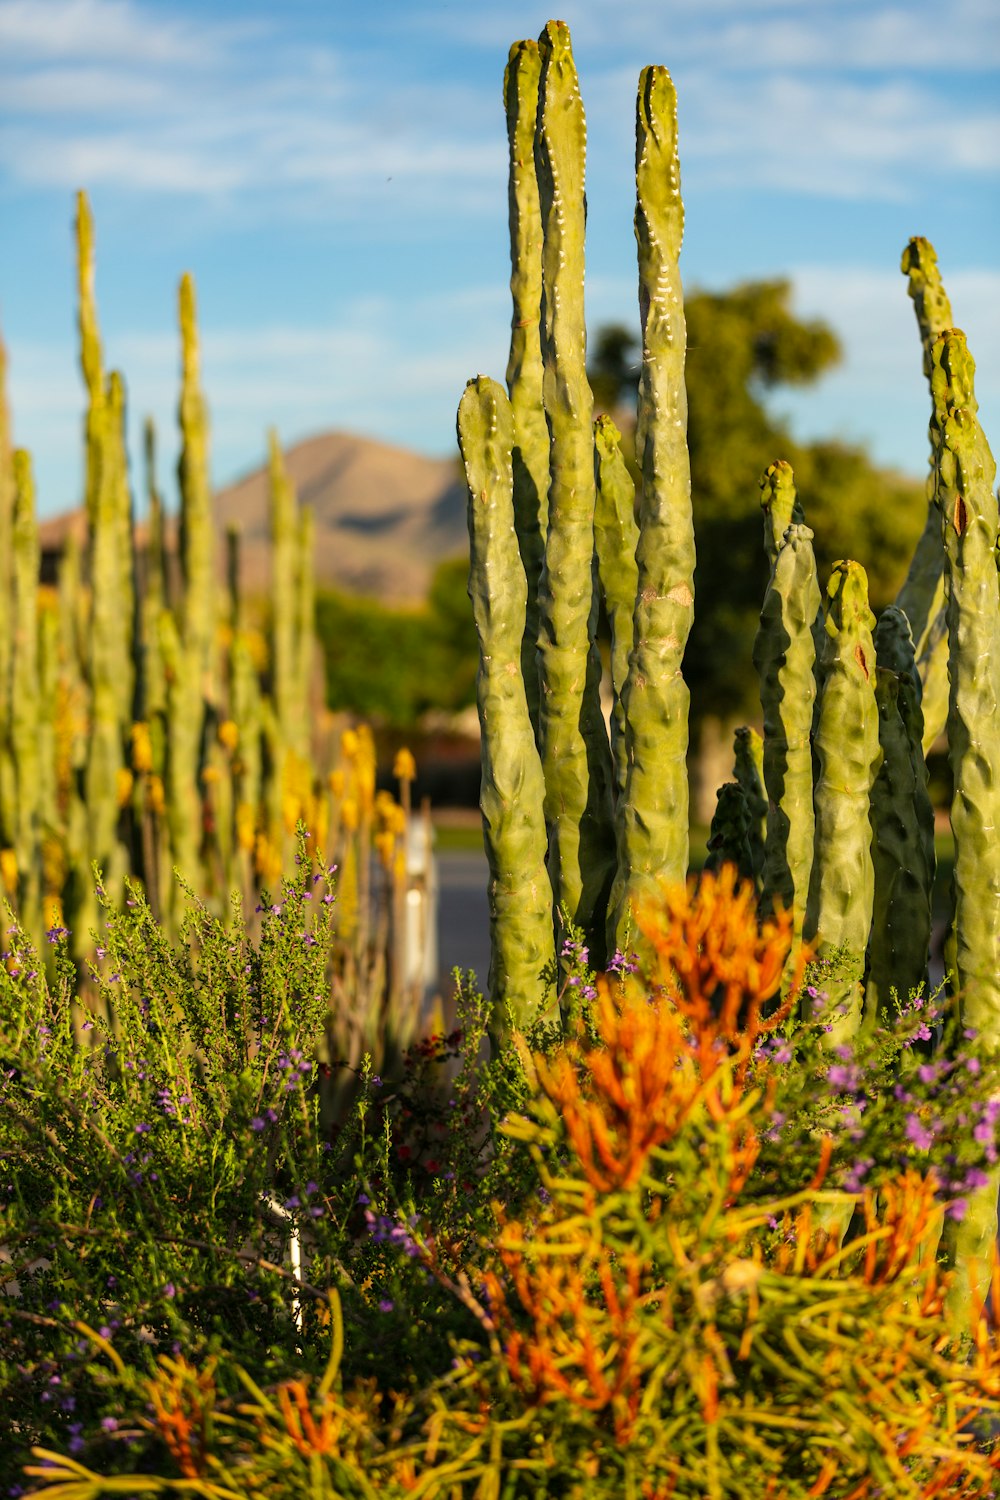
934, 330, 1000, 1044
269, 430, 302, 758
159, 609, 203, 925
295, 506, 315, 764
705, 782, 755, 884
931, 327, 1000, 1331
754, 521, 821, 942
895, 239, 956, 739
593, 415, 639, 806
141, 417, 167, 723
760, 460, 804, 570
609, 63, 694, 954
732, 726, 766, 886
458, 375, 555, 1033
534, 20, 615, 957
76, 191, 105, 533
177, 273, 215, 688
226, 523, 242, 634
866, 609, 934, 1019
106, 371, 136, 725
11, 450, 41, 933
84, 370, 126, 914
504, 37, 548, 741
804, 560, 881, 1044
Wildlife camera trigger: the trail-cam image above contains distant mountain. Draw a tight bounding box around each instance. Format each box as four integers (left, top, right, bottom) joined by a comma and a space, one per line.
215, 431, 468, 603
38, 430, 470, 606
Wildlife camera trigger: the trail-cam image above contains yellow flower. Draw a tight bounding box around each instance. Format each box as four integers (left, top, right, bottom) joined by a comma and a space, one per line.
393, 746, 417, 782
0, 849, 17, 896
130, 721, 153, 774
217, 719, 239, 752
147, 776, 167, 817
116, 768, 134, 807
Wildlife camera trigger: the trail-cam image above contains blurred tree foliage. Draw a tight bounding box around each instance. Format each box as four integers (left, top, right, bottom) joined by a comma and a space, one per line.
316, 555, 475, 728
316, 279, 924, 735
591, 279, 925, 727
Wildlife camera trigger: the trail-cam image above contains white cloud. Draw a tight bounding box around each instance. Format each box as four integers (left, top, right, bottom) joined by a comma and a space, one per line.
0, 0, 210, 63
667, 72, 1000, 198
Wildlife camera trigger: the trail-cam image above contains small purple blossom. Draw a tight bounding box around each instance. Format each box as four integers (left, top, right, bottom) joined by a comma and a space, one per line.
905, 1115, 934, 1152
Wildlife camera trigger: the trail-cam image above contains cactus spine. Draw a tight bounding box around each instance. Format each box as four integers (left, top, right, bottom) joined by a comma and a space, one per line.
609, 64, 694, 953
459, 376, 555, 1029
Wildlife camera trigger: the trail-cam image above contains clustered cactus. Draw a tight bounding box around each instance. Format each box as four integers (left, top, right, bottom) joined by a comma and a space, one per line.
0, 194, 419, 1014
459, 22, 996, 1325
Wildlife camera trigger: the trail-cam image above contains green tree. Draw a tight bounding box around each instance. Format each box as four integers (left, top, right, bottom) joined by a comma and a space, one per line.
316, 557, 476, 728
589, 280, 925, 729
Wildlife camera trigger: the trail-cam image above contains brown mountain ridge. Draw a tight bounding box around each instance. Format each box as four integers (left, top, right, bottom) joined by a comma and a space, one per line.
39, 430, 469, 606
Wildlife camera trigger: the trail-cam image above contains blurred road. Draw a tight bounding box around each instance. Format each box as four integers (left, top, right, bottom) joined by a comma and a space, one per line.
436, 849, 490, 995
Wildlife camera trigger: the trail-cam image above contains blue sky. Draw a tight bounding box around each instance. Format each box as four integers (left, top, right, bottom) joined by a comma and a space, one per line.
1, 0, 997, 519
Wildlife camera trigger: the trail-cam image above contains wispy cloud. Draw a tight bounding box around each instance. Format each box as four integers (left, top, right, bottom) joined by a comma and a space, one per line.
2, 0, 995, 217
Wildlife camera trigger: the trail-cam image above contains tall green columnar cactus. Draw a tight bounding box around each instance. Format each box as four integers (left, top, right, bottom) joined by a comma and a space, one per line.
10, 450, 42, 935
732, 726, 766, 884
759, 462, 825, 691
105, 371, 137, 726
804, 561, 881, 1044
268, 431, 303, 759
896, 239, 956, 750
177, 273, 215, 692
931, 327, 1000, 1328
532, 20, 616, 957
76, 192, 105, 533
159, 609, 203, 926
754, 521, 821, 942
141, 417, 167, 726
934, 330, 1000, 1040
705, 782, 755, 883
0, 328, 17, 853
895, 239, 954, 654
504, 38, 548, 741
83, 397, 128, 927
458, 375, 555, 1032
593, 415, 639, 806
609, 64, 694, 955
866, 608, 935, 1017
295, 505, 315, 762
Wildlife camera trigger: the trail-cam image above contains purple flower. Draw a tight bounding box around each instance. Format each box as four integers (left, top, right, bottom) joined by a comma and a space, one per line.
947, 1198, 968, 1222
162, 1283, 175, 1298
100, 1416, 118, 1433
134, 1122, 151, 1135
378, 1298, 394, 1313
251, 1117, 266, 1132
905, 1115, 934, 1152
